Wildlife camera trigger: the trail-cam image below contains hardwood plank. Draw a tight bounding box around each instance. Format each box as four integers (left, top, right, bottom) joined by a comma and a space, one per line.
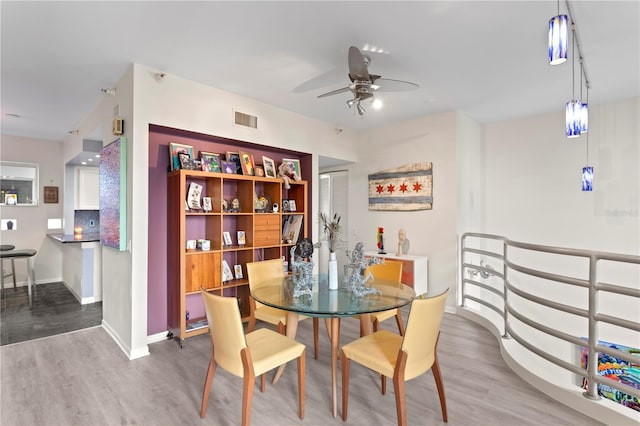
1, 310, 603, 425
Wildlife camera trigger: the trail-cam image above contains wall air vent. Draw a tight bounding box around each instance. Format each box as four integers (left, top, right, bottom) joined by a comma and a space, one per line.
234, 110, 258, 130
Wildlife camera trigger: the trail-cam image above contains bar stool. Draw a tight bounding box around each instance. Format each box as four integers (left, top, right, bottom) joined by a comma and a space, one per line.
0, 245, 17, 291
0, 248, 37, 308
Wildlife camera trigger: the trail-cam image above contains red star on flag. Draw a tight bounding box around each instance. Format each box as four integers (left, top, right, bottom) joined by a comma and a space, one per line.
399, 183, 408, 193
387, 183, 395, 194
413, 182, 422, 192
376, 184, 384, 194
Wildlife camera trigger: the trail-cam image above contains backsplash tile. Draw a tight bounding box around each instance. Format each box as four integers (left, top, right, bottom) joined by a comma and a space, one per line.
74, 210, 99, 233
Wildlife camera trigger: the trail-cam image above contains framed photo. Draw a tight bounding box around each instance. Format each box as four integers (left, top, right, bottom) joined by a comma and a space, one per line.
262, 156, 277, 178
282, 199, 290, 212
255, 165, 265, 177
44, 186, 58, 204
4, 194, 17, 205
225, 151, 242, 174
199, 151, 221, 173
169, 142, 194, 171
179, 152, 193, 170
222, 260, 234, 282
187, 182, 203, 210
234, 264, 243, 280
239, 151, 255, 176
223, 231, 233, 246
288, 199, 297, 212
282, 158, 301, 181
221, 161, 236, 174
237, 230, 246, 245
202, 196, 212, 212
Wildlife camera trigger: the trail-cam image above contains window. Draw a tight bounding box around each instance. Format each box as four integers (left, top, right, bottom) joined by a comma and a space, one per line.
0, 161, 39, 206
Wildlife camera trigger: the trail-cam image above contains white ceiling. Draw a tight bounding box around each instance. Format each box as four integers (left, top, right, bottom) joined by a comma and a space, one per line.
1, 1, 639, 143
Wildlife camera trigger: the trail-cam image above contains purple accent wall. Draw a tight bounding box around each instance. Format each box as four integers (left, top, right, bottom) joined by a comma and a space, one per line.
147, 124, 312, 335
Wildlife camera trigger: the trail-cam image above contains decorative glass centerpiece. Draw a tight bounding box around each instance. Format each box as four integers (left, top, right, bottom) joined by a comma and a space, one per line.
290, 239, 314, 297
342, 242, 384, 296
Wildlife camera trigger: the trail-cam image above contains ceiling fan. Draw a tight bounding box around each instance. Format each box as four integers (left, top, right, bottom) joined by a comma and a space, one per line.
317, 46, 419, 115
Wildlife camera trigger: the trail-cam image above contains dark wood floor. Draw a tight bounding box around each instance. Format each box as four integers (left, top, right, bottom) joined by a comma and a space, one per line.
0, 305, 603, 426
0, 282, 102, 345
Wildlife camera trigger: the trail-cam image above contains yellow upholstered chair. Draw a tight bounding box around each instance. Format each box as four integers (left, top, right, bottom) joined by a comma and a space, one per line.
246, 259, 319, 359
341, 289, 449, 426
365, 260, 405, 336
200, 289, 306, 425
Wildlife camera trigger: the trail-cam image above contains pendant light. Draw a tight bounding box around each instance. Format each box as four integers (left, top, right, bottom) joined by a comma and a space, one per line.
581, 85, 592, 191
566, 26, 582, 138
579, 64, 589, 133
549, 1, 568, 65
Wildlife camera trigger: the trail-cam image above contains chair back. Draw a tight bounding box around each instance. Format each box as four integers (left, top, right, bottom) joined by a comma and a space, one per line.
366, 260, 403, 282
401, 289, 449, 380
246, 259, 284, 309
201, 289, 248, 377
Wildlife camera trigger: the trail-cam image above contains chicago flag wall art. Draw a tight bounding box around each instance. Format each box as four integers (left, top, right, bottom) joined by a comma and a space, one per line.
368, 163, 433, 211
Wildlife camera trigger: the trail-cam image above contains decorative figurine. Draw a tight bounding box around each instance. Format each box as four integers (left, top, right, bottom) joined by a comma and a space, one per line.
290, 238, 314, 297
343, 242, 383, 296
396, 228, 410, 256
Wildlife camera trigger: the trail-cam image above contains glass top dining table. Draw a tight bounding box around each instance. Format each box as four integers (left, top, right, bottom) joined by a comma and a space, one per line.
251, 275, 415, 417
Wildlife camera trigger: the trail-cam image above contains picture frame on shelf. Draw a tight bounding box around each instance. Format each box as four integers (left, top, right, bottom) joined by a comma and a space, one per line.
199, 151, 222, 172
187, 182, 203, 210
282, 199, 290, 212
225, 151, 242, 174
223, 231, 233, 246
169, 142, 194, 171
221, 161, 236, 174
179, 152, 193, 170
239, 151, 255, 176
262, 156, 277, 178
281, 158, 302, 181
237, 230, 246, 246
202, 197, 212, 212
255, 165, 265, 177
234, 264, 243, 280
288, 199, 297, 212
222, 260, 234, 282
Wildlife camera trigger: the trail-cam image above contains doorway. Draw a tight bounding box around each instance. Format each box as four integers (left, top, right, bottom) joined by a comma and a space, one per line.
318, 170, 349, 275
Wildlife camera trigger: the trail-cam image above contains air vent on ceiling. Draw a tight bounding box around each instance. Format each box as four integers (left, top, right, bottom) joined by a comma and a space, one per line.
234, 110, 258, 129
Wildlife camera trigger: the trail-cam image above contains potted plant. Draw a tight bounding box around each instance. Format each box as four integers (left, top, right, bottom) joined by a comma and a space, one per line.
319, 213, 342, 289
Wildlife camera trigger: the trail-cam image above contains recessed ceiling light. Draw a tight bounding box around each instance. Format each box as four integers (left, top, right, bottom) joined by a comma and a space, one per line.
95, 154, 100, 158
81, 162, 87, 165
88, 158, 93, 162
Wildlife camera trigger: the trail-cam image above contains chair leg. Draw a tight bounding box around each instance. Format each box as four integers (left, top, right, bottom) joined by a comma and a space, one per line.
298, 348, 306, 419
372, 318, 380, 334
341, 350, 350, 421
241, 349, 256, 426
381, 374, 386, 395
393, 350, 408, 426
395, 310, 405, 336
432, 354, 448, 422
200, 357, 217, 418
260, 374, 266, 392
313, 318, 319, 360
11, 259, 17, 290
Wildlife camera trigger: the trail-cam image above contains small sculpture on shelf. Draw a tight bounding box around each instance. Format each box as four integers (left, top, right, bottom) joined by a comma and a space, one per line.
396, 228, 410, 256
342, 242, 383, 296
290, 238, 314, 297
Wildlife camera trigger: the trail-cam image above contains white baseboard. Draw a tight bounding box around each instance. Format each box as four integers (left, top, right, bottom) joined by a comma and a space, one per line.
147, 330, 171, 345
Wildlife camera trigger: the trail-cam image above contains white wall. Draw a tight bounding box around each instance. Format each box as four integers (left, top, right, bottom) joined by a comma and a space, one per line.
332, 111, 459, 303
484, 98, 639, 253
0, 135, 63, 284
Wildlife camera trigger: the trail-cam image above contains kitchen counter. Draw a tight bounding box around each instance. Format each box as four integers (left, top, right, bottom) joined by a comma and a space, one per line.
48, 233, 100, 243
48, 233, 102, 304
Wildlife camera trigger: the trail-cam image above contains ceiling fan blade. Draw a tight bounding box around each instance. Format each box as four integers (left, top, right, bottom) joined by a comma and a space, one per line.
317, 86, 352, 98
348, 46, 370, 82
375, 78, 419, 92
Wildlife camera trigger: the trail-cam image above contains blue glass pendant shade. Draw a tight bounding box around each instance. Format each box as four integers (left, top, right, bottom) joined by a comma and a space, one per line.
549, 15, 568, 65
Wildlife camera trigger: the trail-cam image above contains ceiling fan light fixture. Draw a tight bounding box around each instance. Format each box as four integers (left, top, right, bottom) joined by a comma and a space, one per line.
371, 99, 383, 110
356, 102, 365, 116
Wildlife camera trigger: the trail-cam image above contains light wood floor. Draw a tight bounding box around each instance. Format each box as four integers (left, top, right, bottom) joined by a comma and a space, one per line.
1, 310, 603, 426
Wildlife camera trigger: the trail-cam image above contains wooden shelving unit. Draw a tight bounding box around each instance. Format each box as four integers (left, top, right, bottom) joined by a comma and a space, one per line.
167, 169, 307, 346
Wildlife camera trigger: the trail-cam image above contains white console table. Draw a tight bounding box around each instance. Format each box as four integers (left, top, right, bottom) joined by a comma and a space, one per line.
365, 251, 428, 296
